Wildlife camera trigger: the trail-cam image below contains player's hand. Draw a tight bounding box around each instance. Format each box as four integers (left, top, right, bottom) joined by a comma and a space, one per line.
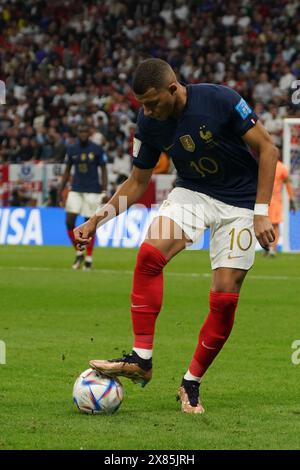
100, 191, 110, 204
254, 215, 275, 250
57, 191, 65, 207
102, 194, 110, 204
73, 218, 98, 250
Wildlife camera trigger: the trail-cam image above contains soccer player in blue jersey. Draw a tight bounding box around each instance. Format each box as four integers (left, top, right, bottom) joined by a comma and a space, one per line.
74, 59, 278, 413
59, 124, 108, 270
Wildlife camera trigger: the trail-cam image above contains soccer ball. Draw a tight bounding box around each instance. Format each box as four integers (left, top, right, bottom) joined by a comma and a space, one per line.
73, 368, 123, 414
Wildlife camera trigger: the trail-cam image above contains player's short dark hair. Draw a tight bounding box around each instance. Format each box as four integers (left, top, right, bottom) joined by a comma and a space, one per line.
132, 58, 176, 95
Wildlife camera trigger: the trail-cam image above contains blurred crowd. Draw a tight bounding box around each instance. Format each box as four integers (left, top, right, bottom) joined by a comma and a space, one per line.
0, 0, 300, 173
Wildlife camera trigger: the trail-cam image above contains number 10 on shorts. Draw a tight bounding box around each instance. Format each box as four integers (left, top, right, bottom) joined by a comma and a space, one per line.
229, 228, 253, 251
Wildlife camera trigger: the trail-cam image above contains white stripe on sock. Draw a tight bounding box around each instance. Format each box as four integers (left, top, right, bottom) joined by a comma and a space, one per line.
184, 370, 202, 383
133, 347, 152, 360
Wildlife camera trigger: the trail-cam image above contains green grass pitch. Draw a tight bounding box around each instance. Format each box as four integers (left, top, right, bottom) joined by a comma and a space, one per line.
0, 245, 299, 450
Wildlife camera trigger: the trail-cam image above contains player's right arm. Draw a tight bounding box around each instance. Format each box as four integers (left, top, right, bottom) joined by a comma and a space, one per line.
73, 166, 153, 246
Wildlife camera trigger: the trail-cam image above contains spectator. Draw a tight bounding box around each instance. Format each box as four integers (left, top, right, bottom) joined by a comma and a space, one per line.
45, 185, 59, 207
15, 137, 34, 163
4, 138, 21, 163
9, 183, 33, 206
279, 64, 296, 92
90, 125, 106, 146
49, 130, 67, 163
0, 0, 299, 173
264, 104, 284, 148
112, 146, 132, 179
253, 73, 274, 105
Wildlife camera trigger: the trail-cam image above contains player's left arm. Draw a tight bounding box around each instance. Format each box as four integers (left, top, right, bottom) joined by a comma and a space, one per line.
242, 121, 279, 249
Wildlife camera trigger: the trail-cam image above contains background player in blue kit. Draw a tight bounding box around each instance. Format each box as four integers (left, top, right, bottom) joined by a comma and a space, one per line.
74, 59, 278, 413
59, 124, 108, 270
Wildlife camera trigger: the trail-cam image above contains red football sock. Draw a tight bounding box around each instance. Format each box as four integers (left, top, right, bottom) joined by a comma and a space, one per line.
86, 235, 95, 257
67, 229, 76, 249
189, 291, 239, 378
131, 242, 168, 350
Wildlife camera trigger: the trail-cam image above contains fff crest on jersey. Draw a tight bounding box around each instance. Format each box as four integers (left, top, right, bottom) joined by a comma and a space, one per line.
180, 135, 195, 152
199, 126, 213, 144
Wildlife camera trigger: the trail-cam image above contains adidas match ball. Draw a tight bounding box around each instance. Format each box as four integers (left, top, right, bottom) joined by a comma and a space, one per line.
73, 368, 123, 414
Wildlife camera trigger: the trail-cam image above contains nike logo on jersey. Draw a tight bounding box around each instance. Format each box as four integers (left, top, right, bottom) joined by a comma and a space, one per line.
202, 341, 216, 350
227, 254, 244, 259
163, 143, 174, 151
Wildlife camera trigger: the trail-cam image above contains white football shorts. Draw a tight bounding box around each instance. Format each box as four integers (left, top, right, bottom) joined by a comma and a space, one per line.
156, 187, 256, 270
65, 191, 106, 218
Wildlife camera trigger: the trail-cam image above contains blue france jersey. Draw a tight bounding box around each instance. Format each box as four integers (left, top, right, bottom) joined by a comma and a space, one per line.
133, 84, 259, 209
66, 141, 107, 193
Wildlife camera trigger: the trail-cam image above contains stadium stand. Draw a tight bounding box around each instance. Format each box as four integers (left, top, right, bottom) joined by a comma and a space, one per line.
0, 0, 300, 205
